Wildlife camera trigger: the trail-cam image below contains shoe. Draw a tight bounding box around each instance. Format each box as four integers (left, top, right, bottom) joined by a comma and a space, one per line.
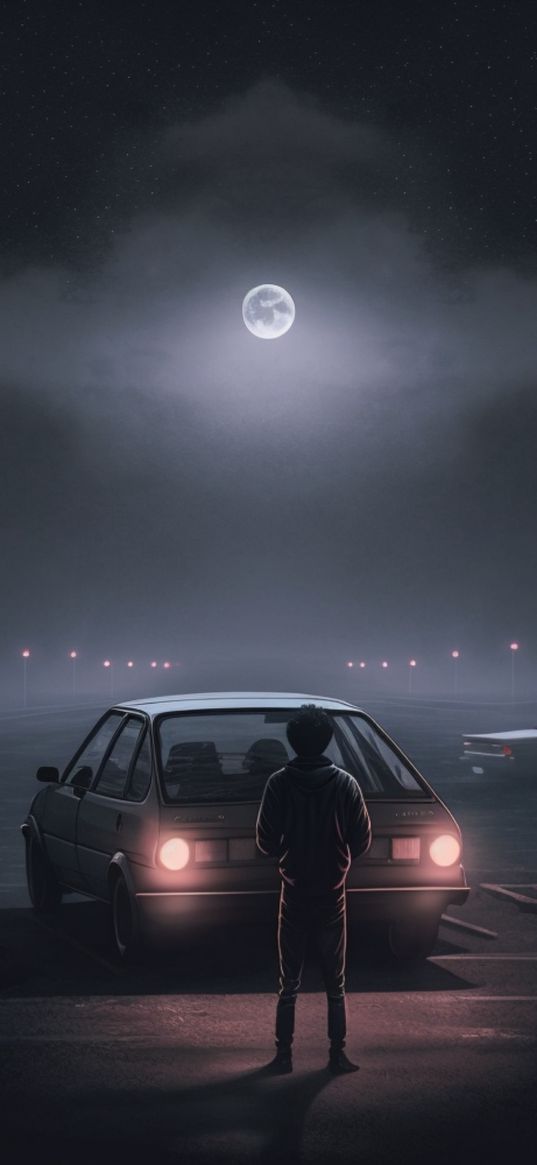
267, 1049, 293, 1074
329, 1048, 359, 1074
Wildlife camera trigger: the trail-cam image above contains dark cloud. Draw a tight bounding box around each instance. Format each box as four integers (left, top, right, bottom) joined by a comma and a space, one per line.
159, 80, 394, 227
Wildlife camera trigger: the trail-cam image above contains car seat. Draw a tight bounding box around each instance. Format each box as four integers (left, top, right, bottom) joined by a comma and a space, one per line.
242, 738, 289, 775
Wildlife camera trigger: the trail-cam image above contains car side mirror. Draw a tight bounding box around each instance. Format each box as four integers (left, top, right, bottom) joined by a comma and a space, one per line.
71, 766, 93, 793
36, 766, 60, 783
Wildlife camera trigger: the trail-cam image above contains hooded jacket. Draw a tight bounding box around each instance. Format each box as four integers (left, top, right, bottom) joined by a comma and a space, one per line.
256, 755, 372, 893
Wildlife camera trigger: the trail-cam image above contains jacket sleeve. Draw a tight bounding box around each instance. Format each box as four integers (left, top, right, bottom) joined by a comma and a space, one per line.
346, 780, 372, 860
256, 775, 284, 857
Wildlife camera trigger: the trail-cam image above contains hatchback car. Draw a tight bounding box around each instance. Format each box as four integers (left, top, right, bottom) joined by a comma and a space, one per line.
461, 728, 537, 777
22, 691, 469, 961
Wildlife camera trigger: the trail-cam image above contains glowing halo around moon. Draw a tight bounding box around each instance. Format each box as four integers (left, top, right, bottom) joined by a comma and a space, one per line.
242, 284, 295, 339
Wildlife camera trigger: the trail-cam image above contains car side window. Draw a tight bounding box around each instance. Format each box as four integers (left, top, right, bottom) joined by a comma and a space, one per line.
93, 717, 144, 800
125, 733, 152, 802
64, 713, 124, 786
358, 724, 422, 791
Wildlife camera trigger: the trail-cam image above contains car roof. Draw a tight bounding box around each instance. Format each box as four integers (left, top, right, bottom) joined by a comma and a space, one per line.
116, 691, 361, 717
464, 728, 537, 741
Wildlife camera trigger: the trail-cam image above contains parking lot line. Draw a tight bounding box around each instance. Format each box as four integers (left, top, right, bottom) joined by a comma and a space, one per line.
431, 954, 537, 961
440, 914, 497, 938
447, 996, 537, 1001
501, 884, 537, 890
480, 883, 537, 912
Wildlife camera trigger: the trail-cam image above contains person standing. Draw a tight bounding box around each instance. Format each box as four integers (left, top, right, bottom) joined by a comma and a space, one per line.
256, 704, 372, 1074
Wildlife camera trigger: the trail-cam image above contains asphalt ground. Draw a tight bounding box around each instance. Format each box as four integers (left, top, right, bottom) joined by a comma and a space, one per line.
1, 696, 536, 1163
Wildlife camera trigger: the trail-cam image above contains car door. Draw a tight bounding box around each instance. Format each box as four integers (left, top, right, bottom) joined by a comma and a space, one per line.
41, 711, 125, 889
76, 715, 151, 898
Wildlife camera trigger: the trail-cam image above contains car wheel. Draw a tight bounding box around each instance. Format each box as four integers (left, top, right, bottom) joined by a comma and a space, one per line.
26, 835, 62, 913
111, 873, 142, 962
387, 916, 439, 961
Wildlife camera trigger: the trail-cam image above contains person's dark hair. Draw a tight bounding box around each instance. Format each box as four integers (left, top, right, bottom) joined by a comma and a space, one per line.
286, 704, 333, 757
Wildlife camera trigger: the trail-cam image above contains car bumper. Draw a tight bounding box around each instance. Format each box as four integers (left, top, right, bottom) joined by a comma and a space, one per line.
460, 753, 514, 774
136, 882, 470, 932
347, 884, 470, 921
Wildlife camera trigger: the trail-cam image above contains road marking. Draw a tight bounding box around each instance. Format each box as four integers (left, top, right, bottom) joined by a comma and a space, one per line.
431, 953, 537, 961
502, 884, 537, 889
480, 883, 537, 912
0, 702, 105, 723
0, 1035, 158, 1043
32, 916, 123, 976
0, 1035, 371, 1048
440, 914, 497, 939
448, 996, 537, 1001
1, 993, 537, 1006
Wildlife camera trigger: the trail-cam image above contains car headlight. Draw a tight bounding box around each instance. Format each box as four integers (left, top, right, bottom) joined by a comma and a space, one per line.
429, 835, 461, 867
160, 837, 190, 870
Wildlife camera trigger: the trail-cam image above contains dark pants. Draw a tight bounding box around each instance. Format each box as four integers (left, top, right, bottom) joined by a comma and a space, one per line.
275, 884, 347, 1051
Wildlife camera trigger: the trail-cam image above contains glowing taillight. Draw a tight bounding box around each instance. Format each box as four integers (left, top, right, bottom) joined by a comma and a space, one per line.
160, 838, 190, 870
391, 837, 420, 860
502, 745, 513, 756
429, 835, 461, 867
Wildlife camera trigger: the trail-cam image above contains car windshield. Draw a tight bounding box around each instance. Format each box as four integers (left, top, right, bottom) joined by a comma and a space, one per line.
156, 710, 429, 803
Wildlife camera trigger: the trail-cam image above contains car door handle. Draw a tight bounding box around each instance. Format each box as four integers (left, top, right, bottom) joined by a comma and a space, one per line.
115, 813, 122, 832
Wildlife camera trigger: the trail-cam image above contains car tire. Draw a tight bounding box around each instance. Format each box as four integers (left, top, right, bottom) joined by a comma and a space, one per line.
111, 873, 143, 963
387, 916, 440, 961
25, 835, 62, 913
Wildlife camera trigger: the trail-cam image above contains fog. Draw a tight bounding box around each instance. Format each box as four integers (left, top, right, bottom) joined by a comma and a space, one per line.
2, 81, 536, 699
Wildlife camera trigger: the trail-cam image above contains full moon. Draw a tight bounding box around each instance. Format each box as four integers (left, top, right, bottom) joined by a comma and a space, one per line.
242, 284, 295, 339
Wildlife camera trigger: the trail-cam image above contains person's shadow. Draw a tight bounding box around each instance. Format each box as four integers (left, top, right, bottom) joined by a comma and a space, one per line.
74, 1059, 335, 1164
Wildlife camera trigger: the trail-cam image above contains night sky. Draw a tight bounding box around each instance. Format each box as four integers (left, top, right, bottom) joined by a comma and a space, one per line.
2, 1, 537, 689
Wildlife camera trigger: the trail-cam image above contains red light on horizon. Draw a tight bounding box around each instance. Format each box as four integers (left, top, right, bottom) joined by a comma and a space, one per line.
409, 659, 417, 667
359, 661, 366, 669
163, 661, 171, 669
381, 661, 388, 669
103, 660, 111, 669
150, 661, 158, 668
21, 649, 30, 659
510, 642, 519, 651
451, 650, 460, 659
127, 661, 134, 668
69, 650, 78, 660
346, 661, 354, 668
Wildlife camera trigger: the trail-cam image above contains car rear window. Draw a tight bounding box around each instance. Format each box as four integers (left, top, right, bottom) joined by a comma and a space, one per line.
156, 710, 428, 803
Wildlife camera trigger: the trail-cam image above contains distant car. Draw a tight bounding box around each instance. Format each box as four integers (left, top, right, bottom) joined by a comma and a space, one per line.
461, 729, 537, 776
21, 691, 469, 962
